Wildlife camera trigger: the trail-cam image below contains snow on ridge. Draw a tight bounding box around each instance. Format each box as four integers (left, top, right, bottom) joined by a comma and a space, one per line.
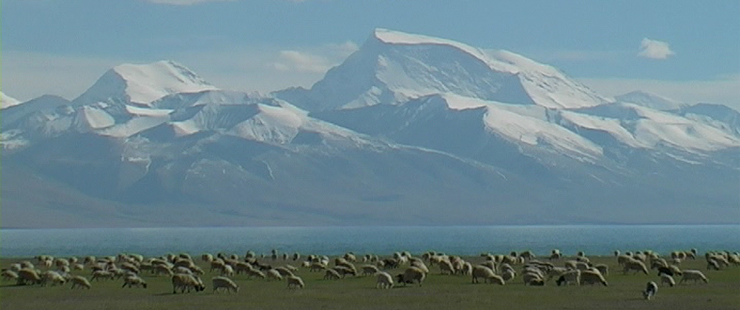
615, 90, 685, 111
374, 28, 519, 74
112, 60, 218, 104
371, 29, 606, 109
1, 91, 21, 109
437, 93, 603, 159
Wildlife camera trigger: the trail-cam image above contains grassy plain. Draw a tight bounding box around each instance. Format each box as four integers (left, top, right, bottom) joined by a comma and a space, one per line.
1, 255, 738, 310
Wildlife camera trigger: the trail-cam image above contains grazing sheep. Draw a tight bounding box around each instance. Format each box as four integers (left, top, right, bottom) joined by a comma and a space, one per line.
546, 267, 568, 281
154, 265, 174, 277
41, 271, 67, 286
91, 270, 115, 281
411, 261, 430, 274
220, 265, 235, 277
707, 259, 721, 271
171, 274, 205, 294
397, 267, 426, 287
287, 275, 305, 289
234, 262, 253, 275
309, 262, 327, 272
594, 264, 608, 276
481, 261, 497, 273
2, 270, 18, 281
212, 276, 239, 293
522, 272, 544, 286
376, 271, 394, 289
334, 266, 357, 278
361, 265, 380, 276
324, 269, 341, 280
17, 268, 42, 286
579, 270, 608, 286
9, 263, 22, 273
439, 260, 455, 275
501, 269, 516, 282
246, 269, 266, 279
660, 274, 675, 287
623, 260, 649, 275
556, 270, 581, 286
471, 265, 504, 285
343, 252, 357, 263
680, 270, 708, 284
122, 275, 147, 288
643, 281, 658, 300
70, 276, 91, 289
266, 269, 283, 281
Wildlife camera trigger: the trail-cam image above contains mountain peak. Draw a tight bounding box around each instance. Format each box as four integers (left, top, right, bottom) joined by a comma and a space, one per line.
277, 29, 609, 111
74, 60, 218, 106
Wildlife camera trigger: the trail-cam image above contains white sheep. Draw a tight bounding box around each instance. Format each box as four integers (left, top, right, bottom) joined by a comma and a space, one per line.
660, 274, 675, 287
2, 270, 18, 281
71, 276, 91, 289
171, 274, 205, 294
643, 281, 658, 300
274, 266, 294, 277
246, 269, 266, 279
522, 272, 544, 286
397, 267, 426, 287
579, 270, 608, 286
410, 260, 430, 274
220, 265, 234, 277
376, 271, 394, 289
471, 265, 504, 285
680, 270, 708, 284
287, 275, 305, 289
212, 276, 239, 293
91, 270, 115, 281
501, 269, 516, 282
361, 264, 380, 276
324, 269, 341, 280
267, 269, 283, 281
555, 270, 580, 286
17, 268, 42, 286
594, 264, 609, 276
623, 260, 649, 275
122, 275, 148, 288
41, 271, 67, 286
438, 260, 455, 275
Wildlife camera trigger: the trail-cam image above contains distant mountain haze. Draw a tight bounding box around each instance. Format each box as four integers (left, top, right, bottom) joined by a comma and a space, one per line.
2, 29, 738, 228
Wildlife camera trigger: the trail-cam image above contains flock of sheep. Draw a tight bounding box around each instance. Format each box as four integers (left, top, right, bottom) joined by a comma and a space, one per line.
2, 247, 737, 301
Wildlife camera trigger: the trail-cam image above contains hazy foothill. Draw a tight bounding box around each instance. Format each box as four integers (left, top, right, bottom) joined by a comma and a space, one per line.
1, 29, 739, 228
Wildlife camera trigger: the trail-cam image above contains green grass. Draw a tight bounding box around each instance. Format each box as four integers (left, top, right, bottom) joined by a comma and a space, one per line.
1, 255, 738, 310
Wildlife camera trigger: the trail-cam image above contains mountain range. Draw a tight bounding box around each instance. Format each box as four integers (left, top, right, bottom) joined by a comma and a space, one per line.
2, 29, 738, 228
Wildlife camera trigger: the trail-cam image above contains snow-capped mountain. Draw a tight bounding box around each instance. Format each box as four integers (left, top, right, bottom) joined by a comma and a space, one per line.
1, 91, 21, 109
74, 60, 218, 106
276, 28, 610, 111
2, 29, 738, 228
615, 90, 686, 111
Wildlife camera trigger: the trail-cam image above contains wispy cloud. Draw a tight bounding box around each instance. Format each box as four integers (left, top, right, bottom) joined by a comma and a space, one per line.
272, 41, 358, 73
638, 38, 675, 60
144, 0, 235, 5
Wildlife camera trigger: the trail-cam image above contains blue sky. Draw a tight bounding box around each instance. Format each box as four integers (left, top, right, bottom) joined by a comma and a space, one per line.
2, 0, 739, 108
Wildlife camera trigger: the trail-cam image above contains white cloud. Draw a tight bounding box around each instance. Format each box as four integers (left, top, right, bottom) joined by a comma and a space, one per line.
638, 38, 675, 60
144, 0, 235, 5
274, 51, 333, 73
578, 76, 740, 110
